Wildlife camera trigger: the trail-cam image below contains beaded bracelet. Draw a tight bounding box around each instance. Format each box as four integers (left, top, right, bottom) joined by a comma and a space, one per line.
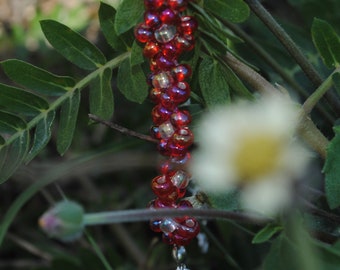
134, 0, 200, 262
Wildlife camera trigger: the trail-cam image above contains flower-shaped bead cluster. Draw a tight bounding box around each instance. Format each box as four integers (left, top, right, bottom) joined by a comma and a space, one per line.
135, 0, 199, 246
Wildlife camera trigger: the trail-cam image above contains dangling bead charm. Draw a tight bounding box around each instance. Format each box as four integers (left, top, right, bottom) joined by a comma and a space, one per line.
135, 0, 199, 260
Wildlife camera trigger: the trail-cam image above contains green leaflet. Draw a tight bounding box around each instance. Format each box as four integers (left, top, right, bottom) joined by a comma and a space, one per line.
1, 59, 74, 96
0, 83, 49, 116
117, 58, 148, 104
57, 90, 81, 155
25, 110, 56, 163
0, 111, 27, 134
323, 126, 340, 209
130, 41, 144, 67
40, 20, 106, 70
198, 57, 230, 106
0, 130, 30, 184
89, 68, 114, 120
333, 72, 340, 97
311, 18, 340, 68
114, 0, 144, 35
204, 0, 250, 23
99, 2, 127, 52
252, 223, 283, 244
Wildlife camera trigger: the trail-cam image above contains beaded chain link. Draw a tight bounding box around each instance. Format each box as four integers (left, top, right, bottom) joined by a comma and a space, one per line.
134, 0, 200, 247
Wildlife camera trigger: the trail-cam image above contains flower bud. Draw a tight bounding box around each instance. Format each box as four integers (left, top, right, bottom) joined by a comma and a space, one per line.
39, 200, 85, 242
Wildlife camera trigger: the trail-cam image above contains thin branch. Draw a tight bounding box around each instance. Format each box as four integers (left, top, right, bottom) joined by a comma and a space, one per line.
83, 208, 272, 226
89, 114, 157, 143
244, 0, 340, 116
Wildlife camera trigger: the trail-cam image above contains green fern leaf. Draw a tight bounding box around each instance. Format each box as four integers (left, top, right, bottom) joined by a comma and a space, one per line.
0, 83, 49, 116
0, 111, 27, 133
57, 89, 81, 156
89, 68, 114, 120
40, 20, 106, 70
1, 59, 75, 96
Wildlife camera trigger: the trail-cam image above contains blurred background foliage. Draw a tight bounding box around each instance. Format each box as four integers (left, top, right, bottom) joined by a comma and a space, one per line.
0, 0, 339, 269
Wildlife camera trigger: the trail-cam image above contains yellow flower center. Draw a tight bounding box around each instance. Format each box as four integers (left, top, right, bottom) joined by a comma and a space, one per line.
233, 134, 283, 182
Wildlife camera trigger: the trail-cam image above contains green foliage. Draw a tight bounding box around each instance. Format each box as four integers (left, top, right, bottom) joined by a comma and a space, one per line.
114, 0, 144, 35
252, 223, 283, 244
323, 126, 340, 209
312, 18, 340, 68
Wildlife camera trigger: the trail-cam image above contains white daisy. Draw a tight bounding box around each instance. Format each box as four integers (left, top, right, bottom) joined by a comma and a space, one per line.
190, 94, 311, 216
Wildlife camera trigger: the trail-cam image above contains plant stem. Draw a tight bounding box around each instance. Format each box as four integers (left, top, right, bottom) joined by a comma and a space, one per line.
244, 0, 340, 116
302, 68, 340, 115
224, 52, 329, 158
88, 114, 157, 143
83, 208, 272, 226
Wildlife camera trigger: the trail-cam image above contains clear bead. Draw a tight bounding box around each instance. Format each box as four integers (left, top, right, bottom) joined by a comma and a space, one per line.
160, 218, 178, 233
176, 264, 190, 270
159, 121, 175, 139
172, 245, 187, 264
171, 170, 190, 189
152, 72, 172, 89
154, 24, 177, 43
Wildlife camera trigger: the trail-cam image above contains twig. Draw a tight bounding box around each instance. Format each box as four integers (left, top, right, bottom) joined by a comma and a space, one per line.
83, 208, 272, 226
88, 114, 157, 143
244, 0, 340, 116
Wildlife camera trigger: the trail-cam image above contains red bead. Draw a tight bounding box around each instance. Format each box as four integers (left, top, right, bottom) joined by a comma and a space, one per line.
144, 11, 161, 29
149, 87, 162, 103
150, 125, 161, 139
171, 64, 192, 81
134, 23, 153, 43
155, 53, 177, 70
161, 41, 179, 59
158, 139, 170, 156
172, 127, 194, 148
172, 233, 192, 246
150, 219, 162, 232
170, 110, 191, 127
144, 42, 160, 58
177, 199, 193, 209
179, 16, 198, 35
162, 233, 175, 245
149, 198, 176, 209
151, 175, 177, 201
160, 92, 177, 109
167, 81, 191, 104
174, 35, 195, 52
160, 8, 179, 24
152, 104, 172, 125
168, 0, 188, 11
144, 0, 165, 10
167, 142, 188, 157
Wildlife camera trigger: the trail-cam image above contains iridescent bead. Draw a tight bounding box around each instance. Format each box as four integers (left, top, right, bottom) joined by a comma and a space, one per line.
155, 53, 176, 70
171, 170, 190, 189
154, 24, 177, 43
151, 175, 177, 199
152, 72, 173, 89
167, 81, 191, 104
150, 219, 162, 232
151, 104, 172, 125
170, 110, 191, 127
134, 23, 153, 43
162, 41, 179, 59
180, 16, 198, 35
160, 92, 176, 109
160, 218, 178, 233
174, 35, 195, 52
144, 0, 165, 10
150, 198, 176, 209
168, 0, 188, 12
160, 8, 179, 24
149, 87, 162, 103
150, 125, 161, 139
172, 127, 194, 148
158, 121, 175, 139
143, 41, 160, 58
171, 64, 192, 82
167, 142, 188, 157
144, 11, 161, 29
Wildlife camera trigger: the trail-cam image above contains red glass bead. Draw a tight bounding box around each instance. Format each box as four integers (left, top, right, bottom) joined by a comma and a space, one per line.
179, 16, 198, 35
150, 219, 162, 232
160, 92, 176, 109
147, 73, 155, 86
150, 198, 176, 209
144, 42, 160, 58
144, 11, 162, 29
167, 81, 191, 104
167, 142, 188, 157
170, 110, 191, 127
150, 125, 161, 139
174, 35, 195, 52
149, 87, 162, 103
176, 187, 187, 198
168, 0, 188, 12
155, 53, 177, 70
177, 199, 193, 209
172, 127, 194, 148
160, 8, 179, 24
158, 139, 171, 156
151, 175, 177, 199
177, 218, 199, 237
172, 234, 191, 246
144, 0, 165, 10
134, 23, 153, 43
161, 41, 179, 59
152, 104, 173, 125
171, 64, 192, 82
162, 233, 175, 245
150, 57, 160, 72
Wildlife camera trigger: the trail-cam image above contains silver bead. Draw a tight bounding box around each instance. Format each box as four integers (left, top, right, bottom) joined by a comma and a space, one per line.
159, 121, 175, 139
160, 218, 177, 233
154, 24, 177, 43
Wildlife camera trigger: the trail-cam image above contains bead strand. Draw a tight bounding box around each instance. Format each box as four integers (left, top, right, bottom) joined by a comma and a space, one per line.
135, 0, 199, 246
